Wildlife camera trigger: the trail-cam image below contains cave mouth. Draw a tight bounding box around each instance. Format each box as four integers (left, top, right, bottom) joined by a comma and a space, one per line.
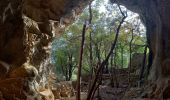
50, 0, 148, 99
2, 0, 170, 99
51, 0, 146, 80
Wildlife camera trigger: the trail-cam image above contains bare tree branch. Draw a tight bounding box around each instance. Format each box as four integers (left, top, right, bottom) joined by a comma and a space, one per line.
86, 5, 127, 100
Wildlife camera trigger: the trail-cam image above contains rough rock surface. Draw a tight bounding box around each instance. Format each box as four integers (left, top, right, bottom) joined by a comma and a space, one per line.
0, 0, 92, 99
0, 0, 170, 99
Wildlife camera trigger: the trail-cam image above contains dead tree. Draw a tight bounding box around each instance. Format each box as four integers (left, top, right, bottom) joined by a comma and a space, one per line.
76, 21, 87, 100
128, 29, 134, 86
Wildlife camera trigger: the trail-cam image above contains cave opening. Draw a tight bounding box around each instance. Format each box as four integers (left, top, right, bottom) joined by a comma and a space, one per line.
51, 0, 147, 99
4, 0, 170, 99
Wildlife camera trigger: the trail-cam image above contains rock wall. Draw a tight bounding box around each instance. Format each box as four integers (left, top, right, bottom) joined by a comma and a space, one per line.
0, 0, 92, 99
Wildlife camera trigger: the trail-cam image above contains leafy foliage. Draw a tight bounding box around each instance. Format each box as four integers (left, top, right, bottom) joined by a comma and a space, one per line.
51, 0, 146, 80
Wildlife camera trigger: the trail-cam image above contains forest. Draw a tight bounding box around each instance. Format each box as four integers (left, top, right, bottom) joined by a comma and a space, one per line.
51, 0, 148, 99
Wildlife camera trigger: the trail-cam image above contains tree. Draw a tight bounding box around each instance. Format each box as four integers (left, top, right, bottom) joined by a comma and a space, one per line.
86, 4, 127, 99
52, 0, 147, 98
76, 21, 87, 100
128, 29, 134, 86
53, 38, 78, 81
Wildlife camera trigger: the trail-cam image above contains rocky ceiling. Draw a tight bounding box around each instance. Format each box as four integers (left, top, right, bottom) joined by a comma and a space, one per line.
0, 0, 92, 99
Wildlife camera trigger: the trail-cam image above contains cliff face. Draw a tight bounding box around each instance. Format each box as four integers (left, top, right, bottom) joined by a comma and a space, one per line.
0, 0, 91, 99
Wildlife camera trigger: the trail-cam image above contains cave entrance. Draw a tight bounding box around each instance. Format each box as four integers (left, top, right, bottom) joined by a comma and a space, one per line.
51, 0, 147, 99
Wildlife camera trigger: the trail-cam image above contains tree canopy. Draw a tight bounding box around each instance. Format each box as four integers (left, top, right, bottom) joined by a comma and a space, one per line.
51, 0, 146, 81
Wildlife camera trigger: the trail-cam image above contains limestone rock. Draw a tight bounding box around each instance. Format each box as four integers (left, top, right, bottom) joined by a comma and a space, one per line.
9, 62, 38, 81
128, 53, 144, 75
0, 60, 10, 79
52, 81, 75, 99
0, 78, 30, 99
39, 89, 55, 100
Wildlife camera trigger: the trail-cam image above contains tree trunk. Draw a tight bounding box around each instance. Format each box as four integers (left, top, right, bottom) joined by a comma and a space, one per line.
128, 29, 134, 86
113, 48, 119, 88
121, 46, 124, 68
89, 3, 93, 77
139, 45, 147, 86
86, 8, 126, 99
88, 4, 95, 93
76, 21, 87, 100
146, 49, 153, 77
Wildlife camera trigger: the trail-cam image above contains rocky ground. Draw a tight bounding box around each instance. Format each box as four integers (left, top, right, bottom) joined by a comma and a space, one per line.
50, 69, 145, 100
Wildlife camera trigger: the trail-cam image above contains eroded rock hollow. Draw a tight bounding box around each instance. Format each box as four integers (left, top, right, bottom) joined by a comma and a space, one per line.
0, 0, 170, 99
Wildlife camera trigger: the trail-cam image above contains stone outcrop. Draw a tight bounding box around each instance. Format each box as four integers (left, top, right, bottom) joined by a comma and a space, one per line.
0, 0, 92, 99
52, 81, 75, 99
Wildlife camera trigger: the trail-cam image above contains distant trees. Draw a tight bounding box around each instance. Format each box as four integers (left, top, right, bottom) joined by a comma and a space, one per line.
52, 0, 146, 89
52, 38, 79, 81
